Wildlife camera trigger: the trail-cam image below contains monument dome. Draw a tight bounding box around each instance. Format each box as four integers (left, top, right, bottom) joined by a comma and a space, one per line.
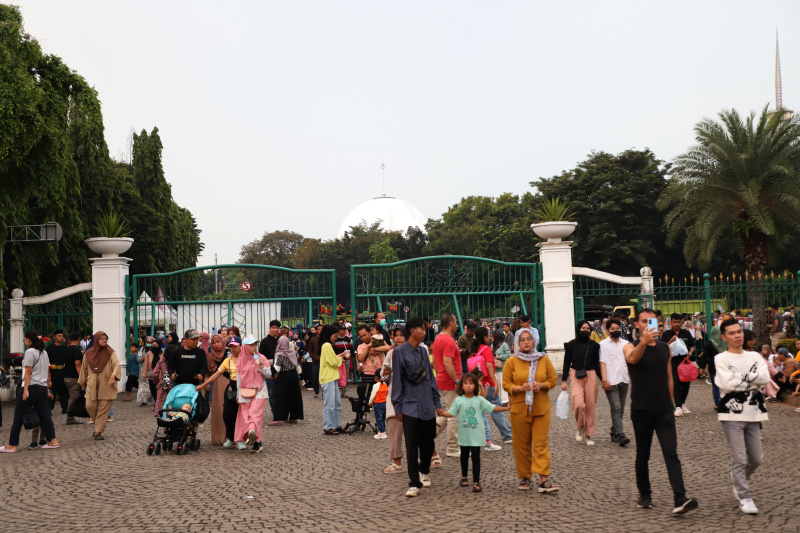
336, 195, 427, 239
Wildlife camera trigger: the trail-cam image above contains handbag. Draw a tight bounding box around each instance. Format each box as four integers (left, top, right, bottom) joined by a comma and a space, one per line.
677, 357, 699, 382
23, 402, 40, 430
225, 383, 237, 401
194, 393, 210, 423
240, 387, 257, 398
405, 350, 427, 386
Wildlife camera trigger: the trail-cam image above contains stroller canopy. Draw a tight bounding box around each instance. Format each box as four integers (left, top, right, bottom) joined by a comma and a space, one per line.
163, 384, 199, 416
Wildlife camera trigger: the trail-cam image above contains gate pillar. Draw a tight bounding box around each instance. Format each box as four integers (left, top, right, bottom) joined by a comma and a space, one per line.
9, 288, 25, 354
537, 240, 575, 367
91, 255, 131, 392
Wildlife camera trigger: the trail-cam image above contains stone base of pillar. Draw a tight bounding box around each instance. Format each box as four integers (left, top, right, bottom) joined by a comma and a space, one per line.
545, 347, 565, 369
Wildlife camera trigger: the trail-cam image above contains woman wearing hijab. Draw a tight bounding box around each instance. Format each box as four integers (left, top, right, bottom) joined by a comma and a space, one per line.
269, 335, 304, 425
153, 345, 174, 416
205, 333, 229, 445
78, 331, 121, 440
502, 328, 559, 492
561, 320, 601, 446
167, 331, 180, 346
700, 326, 726, 409
143, 337, 162, 404
233, 336, 271, 452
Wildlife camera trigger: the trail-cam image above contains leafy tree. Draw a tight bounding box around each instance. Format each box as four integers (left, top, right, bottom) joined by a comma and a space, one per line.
369, 238, 399, 264
658, 106, 800, 339
533, 149, 674, 276
239, 230, 306, 268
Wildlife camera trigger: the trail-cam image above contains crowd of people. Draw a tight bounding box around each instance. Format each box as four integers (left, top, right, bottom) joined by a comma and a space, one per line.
2, 305, 799, 516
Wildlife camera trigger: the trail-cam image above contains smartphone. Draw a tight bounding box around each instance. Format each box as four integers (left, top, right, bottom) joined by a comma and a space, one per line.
647, 318, 658, 332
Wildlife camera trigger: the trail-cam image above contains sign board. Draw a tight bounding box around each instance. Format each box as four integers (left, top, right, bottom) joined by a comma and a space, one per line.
404, 306, 410, 313
241, 281, 251, 292
511, 305, 520, 314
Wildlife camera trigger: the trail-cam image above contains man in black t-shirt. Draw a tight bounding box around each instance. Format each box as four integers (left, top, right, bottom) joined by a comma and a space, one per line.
47, 330, 70, 413
623, 308, 698, 515
660, 313, 696, 417
64, 331, 85, 424
168, 329, 208, 386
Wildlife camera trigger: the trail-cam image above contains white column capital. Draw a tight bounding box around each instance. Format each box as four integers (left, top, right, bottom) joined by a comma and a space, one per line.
90, 255, 132, 391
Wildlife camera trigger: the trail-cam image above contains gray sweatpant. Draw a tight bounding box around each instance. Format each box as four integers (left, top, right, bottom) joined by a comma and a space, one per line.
720, 420, 763, 500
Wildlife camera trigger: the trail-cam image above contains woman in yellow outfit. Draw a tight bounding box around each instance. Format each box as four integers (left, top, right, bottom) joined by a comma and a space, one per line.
502, 327, 559, 492
78, 331, 121, 440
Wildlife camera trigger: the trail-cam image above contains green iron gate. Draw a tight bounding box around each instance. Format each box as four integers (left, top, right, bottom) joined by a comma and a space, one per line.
24, 291, 93, 338
350, 255, 544, 346
127, 264, 336, 348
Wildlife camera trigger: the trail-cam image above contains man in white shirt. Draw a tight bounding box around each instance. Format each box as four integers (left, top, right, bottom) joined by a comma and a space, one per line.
599, 318, 630, 447
715, 317, 770, 515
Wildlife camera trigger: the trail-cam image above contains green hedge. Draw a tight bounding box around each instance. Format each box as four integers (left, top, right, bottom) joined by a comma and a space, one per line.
777, 337, 798, 355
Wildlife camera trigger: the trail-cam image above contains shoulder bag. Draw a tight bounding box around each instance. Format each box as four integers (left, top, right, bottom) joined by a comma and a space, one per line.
574, 343, 589, 379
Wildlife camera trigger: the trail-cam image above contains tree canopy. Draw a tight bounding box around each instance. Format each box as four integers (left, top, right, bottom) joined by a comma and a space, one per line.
0, 5, 202, 295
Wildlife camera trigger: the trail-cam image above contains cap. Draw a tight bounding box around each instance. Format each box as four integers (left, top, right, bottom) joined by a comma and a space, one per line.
777, 347, 790, 355
184, 328, 201, 339
345, 322, 352, 328
228, 336, 242, 346
241, 335, 257, 345
693, 312, 700, 316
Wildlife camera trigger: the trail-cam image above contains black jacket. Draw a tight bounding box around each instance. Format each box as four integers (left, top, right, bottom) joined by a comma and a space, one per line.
562, 338, 601, 382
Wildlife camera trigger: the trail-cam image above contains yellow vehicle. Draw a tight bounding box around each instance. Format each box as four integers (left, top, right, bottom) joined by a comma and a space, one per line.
613, 305, 636, 318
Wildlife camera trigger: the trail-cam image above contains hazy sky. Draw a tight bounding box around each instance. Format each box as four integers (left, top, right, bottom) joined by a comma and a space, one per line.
13, 1, 798, 265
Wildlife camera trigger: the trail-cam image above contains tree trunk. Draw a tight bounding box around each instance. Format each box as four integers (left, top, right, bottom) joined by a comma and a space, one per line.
741, 232, 770, 345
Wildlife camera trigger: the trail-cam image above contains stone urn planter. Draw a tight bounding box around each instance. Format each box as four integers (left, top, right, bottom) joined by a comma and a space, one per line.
531, 221, 577, 242
84, 237, 134, 257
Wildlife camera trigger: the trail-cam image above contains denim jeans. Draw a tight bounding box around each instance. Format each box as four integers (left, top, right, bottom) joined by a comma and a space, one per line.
266, 377, 277, 416
486, 386, 512, 441
373, 402, 386, 433
604, 382, 629, 439
321, 381, 341, 430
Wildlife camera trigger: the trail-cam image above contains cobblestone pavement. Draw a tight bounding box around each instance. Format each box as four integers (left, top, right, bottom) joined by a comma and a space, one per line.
1, 380, 797, 533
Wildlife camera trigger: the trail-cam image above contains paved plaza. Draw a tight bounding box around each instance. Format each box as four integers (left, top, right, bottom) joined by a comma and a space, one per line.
1, 381, 797, 533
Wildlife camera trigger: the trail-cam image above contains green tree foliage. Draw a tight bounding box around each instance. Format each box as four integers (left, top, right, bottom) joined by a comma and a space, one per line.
533, 149, 674, 276
238, 230, 306, 268
0, 6, 202, 294
658, 107, 800, 274
369, 238, 399, 264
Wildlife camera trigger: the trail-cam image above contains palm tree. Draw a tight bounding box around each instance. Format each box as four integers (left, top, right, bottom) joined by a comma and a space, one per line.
658, 105, 800, 340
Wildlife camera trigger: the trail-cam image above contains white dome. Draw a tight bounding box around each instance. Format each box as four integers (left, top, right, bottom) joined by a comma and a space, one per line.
337, 196, 427, 239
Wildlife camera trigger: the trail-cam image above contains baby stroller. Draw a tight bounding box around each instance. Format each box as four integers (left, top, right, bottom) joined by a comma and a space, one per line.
147, 384, 208, 456
344, 382, 377, 434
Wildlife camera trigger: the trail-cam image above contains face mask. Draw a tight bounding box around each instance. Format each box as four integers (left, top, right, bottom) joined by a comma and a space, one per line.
380, 319, 386, 328
610, 331, 622, 339
579, 330, 591, 338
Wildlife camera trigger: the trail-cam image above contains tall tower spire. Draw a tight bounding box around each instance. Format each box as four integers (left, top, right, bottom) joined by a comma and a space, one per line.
776, 29, 783, 110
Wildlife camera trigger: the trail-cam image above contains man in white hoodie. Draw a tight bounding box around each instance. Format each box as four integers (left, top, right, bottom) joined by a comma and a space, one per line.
715, 318, 770, 515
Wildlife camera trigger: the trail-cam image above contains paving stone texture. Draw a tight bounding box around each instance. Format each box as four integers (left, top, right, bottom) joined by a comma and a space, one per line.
1, 380, 797, 532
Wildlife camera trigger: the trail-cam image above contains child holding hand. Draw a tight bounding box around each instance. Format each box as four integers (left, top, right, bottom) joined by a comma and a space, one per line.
437, 372, 509, 492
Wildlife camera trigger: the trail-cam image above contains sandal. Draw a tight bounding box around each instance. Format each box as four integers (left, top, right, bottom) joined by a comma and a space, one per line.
518, 478, 531, 490
94, 433, 105, 441
459, 477, 469, 487
384, 463, 403, 474
538, 478, 559, 493
431, 454, 443, 468
472, 482, 482, 493
323, 429, 339, 436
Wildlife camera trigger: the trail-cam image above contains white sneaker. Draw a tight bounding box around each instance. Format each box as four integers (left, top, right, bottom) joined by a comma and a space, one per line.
374, 433, 382, 439
576, 429, 584, 442
405, 487, 420, 497
222, 439, 233, 448
236, 442, 247, 450
445, 450, 461, 457
502, 438, 513, 444
681, 404, 691, 414
739, 498, 758, 514
485, 442, 502, 451
674, 407, 683, 417
380, 432, 388, 439
585, 437, 595, 446
419, 473, 431, 487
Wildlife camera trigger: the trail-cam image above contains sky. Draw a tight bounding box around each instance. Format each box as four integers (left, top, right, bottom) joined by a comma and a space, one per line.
11, 1, 799, 265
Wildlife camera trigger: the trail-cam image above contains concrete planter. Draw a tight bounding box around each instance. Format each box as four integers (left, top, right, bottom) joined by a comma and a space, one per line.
84, 237, 133, 257
531, 221, 577, 242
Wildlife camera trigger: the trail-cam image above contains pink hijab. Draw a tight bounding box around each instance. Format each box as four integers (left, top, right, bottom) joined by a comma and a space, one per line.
238, 343, 266, 391
199, 331, 210, 353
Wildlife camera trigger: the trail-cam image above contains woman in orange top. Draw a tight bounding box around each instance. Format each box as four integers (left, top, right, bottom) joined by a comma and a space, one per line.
502, 327, 559, 492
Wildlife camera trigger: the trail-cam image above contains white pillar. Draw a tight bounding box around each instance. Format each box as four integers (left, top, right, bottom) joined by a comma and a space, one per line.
537, 240, 575, 368
91, 255, 131, 392
639, 266, 654, 308
9, 288, 25, 354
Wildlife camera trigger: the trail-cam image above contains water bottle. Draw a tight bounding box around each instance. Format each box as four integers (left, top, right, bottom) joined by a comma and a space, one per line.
525, 377, 534, 406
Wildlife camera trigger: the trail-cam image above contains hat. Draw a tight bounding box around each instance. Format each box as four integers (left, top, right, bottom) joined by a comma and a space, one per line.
184, 328, 201, 339
242, 335, 257, 345
693, 312, 700, 317
777, 347, 790, 356
345, 322, 352, 328
228, 336, 242, 346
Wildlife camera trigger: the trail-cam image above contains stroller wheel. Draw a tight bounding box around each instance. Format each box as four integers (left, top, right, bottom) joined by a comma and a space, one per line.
154, 443, 161, 455
146, 444, 154, 455
165, 442, 173, 451
183, 444, 190, 455
176, 444, 182, 455
192, 439, 200, 451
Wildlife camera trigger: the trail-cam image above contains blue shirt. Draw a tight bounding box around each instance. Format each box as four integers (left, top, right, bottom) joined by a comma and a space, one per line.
391, 341, 441, 419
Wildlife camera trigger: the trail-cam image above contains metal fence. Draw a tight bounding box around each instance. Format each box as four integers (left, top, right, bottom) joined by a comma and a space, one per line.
127, 264, 336, 348
23, 291, 93, 339
350, 255, 544, 346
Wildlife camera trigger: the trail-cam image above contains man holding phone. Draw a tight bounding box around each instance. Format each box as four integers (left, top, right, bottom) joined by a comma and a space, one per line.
623, 309, 698, 515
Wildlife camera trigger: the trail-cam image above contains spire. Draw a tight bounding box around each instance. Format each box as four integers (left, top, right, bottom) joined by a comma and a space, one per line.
380, 159, 387, 197
776, 29, 783, 110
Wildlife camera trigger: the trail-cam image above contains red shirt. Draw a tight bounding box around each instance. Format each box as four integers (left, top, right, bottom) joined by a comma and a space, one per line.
433, 334, 462, 390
